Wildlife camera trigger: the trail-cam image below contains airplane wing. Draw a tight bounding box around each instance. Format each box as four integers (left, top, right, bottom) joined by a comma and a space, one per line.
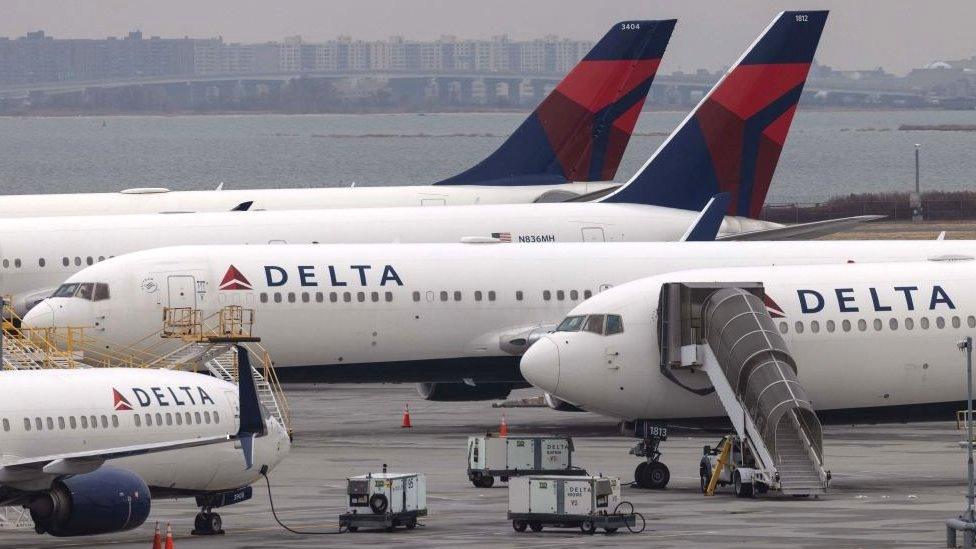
717, 215, 884, 241
0, 435, 231, 480
231, 201, 253, 211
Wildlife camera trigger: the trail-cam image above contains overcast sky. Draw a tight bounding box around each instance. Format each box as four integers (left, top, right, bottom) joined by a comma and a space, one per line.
3, 0, 974, 75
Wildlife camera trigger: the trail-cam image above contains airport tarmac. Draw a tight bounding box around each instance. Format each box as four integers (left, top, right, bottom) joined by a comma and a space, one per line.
4, 384, 972, 548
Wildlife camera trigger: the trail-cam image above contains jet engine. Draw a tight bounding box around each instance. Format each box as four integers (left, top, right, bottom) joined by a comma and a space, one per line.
416, 382, 513, 401
29, 468, 151, 537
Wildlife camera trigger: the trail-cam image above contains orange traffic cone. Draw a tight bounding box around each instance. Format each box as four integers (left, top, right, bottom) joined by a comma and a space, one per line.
401, 403, 412, 428
164, 522, 174, 549
151, 522, 162, 549
499, 413, 508, 437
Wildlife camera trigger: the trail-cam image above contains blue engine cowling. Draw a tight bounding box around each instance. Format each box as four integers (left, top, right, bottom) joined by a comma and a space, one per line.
29, 468, 151, 537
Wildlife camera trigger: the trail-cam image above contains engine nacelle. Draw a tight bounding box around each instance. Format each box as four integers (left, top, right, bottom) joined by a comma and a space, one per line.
498, 323, 558, 355
416, 382, 513, 402
29, 468, 151, 537
10, 287, 58, 317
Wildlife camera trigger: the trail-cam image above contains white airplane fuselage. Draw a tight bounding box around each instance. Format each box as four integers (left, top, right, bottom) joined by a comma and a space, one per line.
521, 260, 976, 421
0, 183, 616, 218
0, 368, 289, 494
24, 242, 976, 385
0, 202, 775, 311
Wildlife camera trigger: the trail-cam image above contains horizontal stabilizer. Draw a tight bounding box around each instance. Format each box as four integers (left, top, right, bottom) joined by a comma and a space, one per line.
435, 20, 676, 186
718, 215, 883, 241
601, 11, 828, 218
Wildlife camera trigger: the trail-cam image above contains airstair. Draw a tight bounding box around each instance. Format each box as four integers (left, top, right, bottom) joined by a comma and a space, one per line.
659, 283, 828, 496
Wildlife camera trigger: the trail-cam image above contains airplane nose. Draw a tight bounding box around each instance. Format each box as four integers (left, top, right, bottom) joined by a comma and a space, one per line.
520, 336, 560, 393
21, 301, 55, 329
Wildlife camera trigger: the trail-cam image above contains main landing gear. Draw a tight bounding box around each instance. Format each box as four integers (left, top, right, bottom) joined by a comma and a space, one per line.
629, 422, 670, 489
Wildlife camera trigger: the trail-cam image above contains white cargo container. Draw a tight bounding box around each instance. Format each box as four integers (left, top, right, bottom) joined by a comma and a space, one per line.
340, 472, 428, 532
466, 434, 582, 487
508, 475, 634, 535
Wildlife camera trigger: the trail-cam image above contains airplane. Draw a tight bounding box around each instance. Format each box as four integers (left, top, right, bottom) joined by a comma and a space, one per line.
0, 348, 290, 536
23, 239, 976, 404
518, 259, 976, 490
0, 11, 842, 314
0, 20, 676, 218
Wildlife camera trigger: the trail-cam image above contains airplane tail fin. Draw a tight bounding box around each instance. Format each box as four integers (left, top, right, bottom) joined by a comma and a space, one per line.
434, 20, 676, 186
235, 345, 267, 470
601, 11, 828, 218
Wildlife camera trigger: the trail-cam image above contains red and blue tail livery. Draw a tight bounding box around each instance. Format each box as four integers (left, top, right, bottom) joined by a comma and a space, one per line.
435, 20, 676, 186
603, 11, 828, 218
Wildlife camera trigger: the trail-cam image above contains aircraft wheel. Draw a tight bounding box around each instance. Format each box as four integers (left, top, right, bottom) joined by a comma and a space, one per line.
208, 513, 222, 533
634, 462, 648, 485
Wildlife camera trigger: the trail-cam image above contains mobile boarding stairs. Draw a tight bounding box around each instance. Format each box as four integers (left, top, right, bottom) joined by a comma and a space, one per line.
652, 283, 829, 497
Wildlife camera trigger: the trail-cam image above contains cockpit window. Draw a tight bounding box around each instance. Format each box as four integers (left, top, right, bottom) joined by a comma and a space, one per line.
53, 283, 79, 298
75, 283, 94, 300
52, 282, 110, 301
556, 315, 585, 332
605, 314, 624, 335
583, 314, 605, 334
93, 283, 110, 301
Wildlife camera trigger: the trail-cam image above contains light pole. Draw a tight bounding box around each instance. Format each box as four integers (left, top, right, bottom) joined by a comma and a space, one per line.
915, 143, 921, 194
911, 144, 923, 222
948, 336, 976, 548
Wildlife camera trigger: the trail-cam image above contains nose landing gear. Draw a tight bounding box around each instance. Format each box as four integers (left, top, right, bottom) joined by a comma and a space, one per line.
192, 509, 224, 536
629, 422, 670, 489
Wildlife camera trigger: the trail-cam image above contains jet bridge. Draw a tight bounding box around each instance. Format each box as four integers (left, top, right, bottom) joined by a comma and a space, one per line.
658, 283, 828, 497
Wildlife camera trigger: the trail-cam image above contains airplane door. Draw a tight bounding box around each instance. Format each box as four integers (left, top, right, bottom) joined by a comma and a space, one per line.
581, 227, 605, 242
167, 276, 197, 309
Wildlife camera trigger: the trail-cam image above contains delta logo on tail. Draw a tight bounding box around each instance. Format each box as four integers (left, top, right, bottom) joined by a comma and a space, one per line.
436, 20, 675, 186
603, 11, 828, 219
220, 265, 252, 290
113, 388, 133, 411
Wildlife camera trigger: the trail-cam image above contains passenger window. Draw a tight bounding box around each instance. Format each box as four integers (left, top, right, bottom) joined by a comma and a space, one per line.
287, 292, 296, 303
155, 413, 162, 425
344, 292, 352, 303
100, 415, 108, 428
583, 315, 605, 334
35, 417, 42, 430
195, 412, 202, 424
857, 319, 867, 331
953, 316, 961, 329
14, 258, 20, 268
98, 256, 105, 262
357, 292, 365, 303
810, 320, 819, 333
58, 417, 65, 429
46, 417, 53, 430
204, 411, 212, 424
166, 413, 173, 426
331, 292, 338, 303
413, 291, 421, 302
842, 319, 851, 332
385, 291, 393, 302
826, 320, 835, 333
86, 256, 93, 265
905, 317, 915, 330
81, 416, 89, 428
90, 415, 97, 428
144, 414, 152, 426
111, 415, 118, 427
605, 314, 624, 335
543, 290, 552, 301
779, 322, 788, 334
454, 291, 461, 302
2, 418, 8, 432
557, 290, 565, 301
260, 293, 268, 303
74, 257, 81, 266
440, 291, 448, 302
371, 291, 379, 302
921, 317, 930, 329
794, 321, 804, 334
38, 258, 45, 267
23, 418, 30, 431
889, 318, 898, 330
2, 259, 7, 268
69, 416, 77, 429
488, 291, 496, 301
134, 414, 141, 427
584, 290, 593, 299
93, 283, 110, 301
62, 257, 69, 266
516, 291, 524, 301
937, 317, 946, 329
316, 292, 324, 303
176, 412, 183, 425
273, 292, 282, 303
184, 412, 192, 425
570, 290, 579, 301
475, 291, 483, 302
301, 292, 310, 303
556, 315, 585, 332
214, 411, 220, 423
873, 319, 882, 331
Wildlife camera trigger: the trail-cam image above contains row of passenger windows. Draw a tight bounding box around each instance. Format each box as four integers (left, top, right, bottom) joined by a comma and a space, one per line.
1, 410, 218, 433
0, 256, 108, 269
259, 289, 595, 305
779, 314, 976, 335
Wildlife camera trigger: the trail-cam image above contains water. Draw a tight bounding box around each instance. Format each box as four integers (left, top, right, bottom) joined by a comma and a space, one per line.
0, 110, 974, 203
